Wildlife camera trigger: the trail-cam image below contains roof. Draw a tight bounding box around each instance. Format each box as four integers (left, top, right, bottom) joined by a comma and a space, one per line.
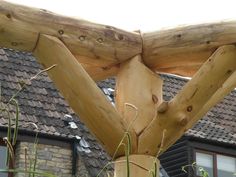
0, 48, 110, 176
162, 75, 236, 146
0, 48, 235, 175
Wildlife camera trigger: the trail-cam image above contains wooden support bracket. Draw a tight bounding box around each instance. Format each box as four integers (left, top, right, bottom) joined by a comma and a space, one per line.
33, 34, 134, 156
139, 45, 236, 155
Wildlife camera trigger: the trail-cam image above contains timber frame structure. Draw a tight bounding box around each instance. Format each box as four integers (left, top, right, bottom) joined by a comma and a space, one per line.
0, 1, 236, 176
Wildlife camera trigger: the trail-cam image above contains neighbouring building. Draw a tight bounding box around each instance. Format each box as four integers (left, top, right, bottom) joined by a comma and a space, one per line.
0, 48, 235, 177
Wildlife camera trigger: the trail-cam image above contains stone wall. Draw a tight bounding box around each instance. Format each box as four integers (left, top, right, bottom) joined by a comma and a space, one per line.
14, 141, 90, 177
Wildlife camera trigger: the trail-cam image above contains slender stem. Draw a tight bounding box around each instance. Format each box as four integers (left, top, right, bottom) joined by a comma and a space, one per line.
10, 99, 19, 146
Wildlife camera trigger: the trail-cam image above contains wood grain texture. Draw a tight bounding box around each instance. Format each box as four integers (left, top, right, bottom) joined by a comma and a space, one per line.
33, 34, 134, 156
0, 0, 142, 76
139, 45, 236, 155
115, 56, 163, 136
143, 21, 236, 76
114, 155, 159, 177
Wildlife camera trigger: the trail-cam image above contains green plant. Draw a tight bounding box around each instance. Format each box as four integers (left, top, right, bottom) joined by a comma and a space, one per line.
182, 162, 209, 177
96, 103, 164, 177
0, 65, 56, 177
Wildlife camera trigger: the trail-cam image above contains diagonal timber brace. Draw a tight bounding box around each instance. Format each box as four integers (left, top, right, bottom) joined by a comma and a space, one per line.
33, 34, 137, 156
32, 39, 236, 176
0, 1, 236, 176
139, 45, 236, 156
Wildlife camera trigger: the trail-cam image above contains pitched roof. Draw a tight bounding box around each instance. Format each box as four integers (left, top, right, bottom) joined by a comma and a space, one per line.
162, 75, 236, 146
0, 48, 235, 175
0, 48, 110, 176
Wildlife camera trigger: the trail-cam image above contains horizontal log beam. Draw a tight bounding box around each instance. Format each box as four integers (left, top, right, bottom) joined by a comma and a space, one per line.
0, 0, 142, 76
33, 34, 134, 156
143, 21, 236, 76
138, 45, 236, 155
2, 1, 236, 79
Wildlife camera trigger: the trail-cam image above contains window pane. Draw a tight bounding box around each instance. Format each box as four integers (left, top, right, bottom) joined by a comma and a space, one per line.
217, 155, 236, 177
0, 146, 7, 177
196, 152, 214, 177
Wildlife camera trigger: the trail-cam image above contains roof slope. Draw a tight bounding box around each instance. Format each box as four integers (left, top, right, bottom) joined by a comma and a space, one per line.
0, 48, 235, 175
0, 48, 110, 176
162, 75, 236, 146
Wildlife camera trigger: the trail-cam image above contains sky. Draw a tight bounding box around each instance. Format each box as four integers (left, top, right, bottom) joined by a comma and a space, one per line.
6, 0, 236, 32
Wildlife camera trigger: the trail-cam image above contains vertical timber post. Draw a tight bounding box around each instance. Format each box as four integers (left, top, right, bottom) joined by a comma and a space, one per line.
114, 155, 159, 177
115, 55, 162, 177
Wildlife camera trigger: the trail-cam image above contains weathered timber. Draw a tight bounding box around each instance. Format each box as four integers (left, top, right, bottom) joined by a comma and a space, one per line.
188, 70, 236, 129
139, 45, 236, 155
115, 56, 163, 136
3, 1, 236, 79
0, 0, 141, 78
143, 21, 236, 76
33, 34, 137, 156
114, 155, 159, 177
81, 62, 119, 81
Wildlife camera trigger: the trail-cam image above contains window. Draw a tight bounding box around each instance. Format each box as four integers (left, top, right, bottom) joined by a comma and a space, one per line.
195, 150, 236, 177
196, 152, 214, 177
0, 140, 7, 177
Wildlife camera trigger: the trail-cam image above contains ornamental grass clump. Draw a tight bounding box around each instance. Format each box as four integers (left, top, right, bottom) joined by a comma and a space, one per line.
0, 65, 56, 177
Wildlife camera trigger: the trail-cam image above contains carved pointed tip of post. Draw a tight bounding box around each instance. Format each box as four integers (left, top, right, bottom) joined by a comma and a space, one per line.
157, 101, 168, 113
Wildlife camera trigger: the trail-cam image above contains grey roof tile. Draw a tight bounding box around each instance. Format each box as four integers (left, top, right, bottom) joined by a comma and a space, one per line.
0, 48, 235, 176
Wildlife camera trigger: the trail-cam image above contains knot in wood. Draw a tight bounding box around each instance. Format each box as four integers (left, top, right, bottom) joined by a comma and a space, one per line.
179, 116, 189, 126
11, 42, 18, 46
115, 33, 124, 41
58, 29, 64, 35
97, 38, 104, 43
187, 105, 193, 112
79, 35, 86, 41
152, 94, 158, 104
6, 13, 11, 19
157, 102, 168, 113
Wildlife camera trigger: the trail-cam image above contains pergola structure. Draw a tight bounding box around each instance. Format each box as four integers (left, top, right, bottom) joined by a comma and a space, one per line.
1, 1, 236, 176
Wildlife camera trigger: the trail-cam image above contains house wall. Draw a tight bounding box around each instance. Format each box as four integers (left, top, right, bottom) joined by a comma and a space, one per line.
14, 141, 90, 177
159, 137, 191, 177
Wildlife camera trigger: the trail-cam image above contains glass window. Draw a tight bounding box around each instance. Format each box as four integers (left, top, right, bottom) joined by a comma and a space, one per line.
0, 145, 7, 177
217, 155, 236, 177
196, 152, 214, 177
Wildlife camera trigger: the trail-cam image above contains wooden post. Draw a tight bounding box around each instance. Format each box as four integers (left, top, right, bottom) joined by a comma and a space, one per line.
116, 56, 163, 137
33, 34, 137, 156
114, 155, 159, 177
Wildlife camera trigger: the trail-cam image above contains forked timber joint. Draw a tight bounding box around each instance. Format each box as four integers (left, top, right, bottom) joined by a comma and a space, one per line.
1, 1, 236, 177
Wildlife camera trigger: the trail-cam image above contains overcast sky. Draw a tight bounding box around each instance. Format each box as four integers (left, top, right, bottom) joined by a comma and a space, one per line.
7, 0, 236, 32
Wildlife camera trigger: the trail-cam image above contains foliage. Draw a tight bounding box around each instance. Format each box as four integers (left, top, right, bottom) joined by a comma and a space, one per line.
96, 103, 163, 177
0, 65, 56, 177
182, 162, 209, 177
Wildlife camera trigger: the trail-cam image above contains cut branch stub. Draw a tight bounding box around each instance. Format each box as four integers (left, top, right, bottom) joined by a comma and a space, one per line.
33, 34, 136, 156
139, 45, 236, 155
115, 56, 163, 136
